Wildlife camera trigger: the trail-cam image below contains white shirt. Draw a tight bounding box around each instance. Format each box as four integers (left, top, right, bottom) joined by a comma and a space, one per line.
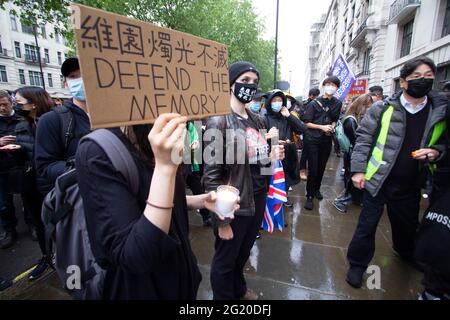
400, 94, 428, 115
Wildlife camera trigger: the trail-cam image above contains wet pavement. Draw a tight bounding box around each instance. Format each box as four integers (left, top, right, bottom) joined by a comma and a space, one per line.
0, 153, 425, 300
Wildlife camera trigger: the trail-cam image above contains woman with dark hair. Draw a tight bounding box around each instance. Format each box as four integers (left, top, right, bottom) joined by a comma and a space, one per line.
333, 94, 373, 213
264, 90, 306, 207
13, 86, 54, 280
203, 61, 285, 300
76, 115, 231, 299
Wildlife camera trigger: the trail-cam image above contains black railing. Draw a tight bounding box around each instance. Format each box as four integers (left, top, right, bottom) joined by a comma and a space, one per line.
389, 0, 421, 21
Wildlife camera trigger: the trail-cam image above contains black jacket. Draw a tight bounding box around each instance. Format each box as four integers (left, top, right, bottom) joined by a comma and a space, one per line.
35, 99, 90, 195
202, 110, 269, 225
0, 113, 34, 172
264, 102, 306, 187
303, 96, 342, 142
76, 129, 201, 300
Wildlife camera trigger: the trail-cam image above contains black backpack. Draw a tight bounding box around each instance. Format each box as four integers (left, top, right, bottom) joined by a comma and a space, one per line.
42, 129, 139, 299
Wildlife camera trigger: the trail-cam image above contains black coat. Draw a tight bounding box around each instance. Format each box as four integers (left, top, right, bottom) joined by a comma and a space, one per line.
264, 103, 306, 188
76, 129, 201, 300
0, 113, 34, 172
35, 99, 90, 195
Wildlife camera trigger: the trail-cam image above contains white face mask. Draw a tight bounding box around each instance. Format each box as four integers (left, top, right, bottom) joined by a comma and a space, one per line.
324, 85, 337, 96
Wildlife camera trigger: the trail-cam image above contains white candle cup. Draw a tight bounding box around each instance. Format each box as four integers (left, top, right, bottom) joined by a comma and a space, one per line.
215, 185, 239, 218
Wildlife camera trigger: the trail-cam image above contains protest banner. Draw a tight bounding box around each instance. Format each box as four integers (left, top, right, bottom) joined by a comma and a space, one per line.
330, 53, 356, 101
346, 79, 367, 102
71, 3, 230, 128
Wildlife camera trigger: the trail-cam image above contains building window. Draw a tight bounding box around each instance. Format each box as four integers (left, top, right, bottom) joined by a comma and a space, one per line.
41, 26, 47, 39
400, 19, 414, 58
57, 51, 62, 65
394, 78, 401, 93
0, 66, 8, 82
362, 48, 372, 75
19, 69, 25, 85
44, 49, 49, 63
10, 14, 17, 31
435, 64, 450, 90
443, 0, 450, 38
60, 74, 64, 88
21, 22, 35, 35
47, 73, 53, 87
14, 41, 21, 58
25, 44, 39, 61
28, 70, 43, 87
55, 32, 61, 43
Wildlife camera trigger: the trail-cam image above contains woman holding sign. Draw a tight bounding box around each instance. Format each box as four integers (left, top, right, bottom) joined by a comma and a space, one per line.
202, 61, 285, 300
76, 114, 237, 299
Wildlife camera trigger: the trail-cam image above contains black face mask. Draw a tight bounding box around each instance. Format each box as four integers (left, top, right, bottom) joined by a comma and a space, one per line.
233, 82, 258, 104
406, 78, 434, 98
14, 104, 31, 117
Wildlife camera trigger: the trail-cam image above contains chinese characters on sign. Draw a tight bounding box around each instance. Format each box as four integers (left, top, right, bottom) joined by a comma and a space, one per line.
330, 53, 356, 101
72, 4, 230, 128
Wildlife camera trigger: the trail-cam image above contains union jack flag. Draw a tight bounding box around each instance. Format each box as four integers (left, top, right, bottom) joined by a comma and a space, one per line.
262, 160, 287, 233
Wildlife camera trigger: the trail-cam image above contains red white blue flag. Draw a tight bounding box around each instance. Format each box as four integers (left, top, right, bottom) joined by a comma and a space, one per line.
262, 160, 287, 233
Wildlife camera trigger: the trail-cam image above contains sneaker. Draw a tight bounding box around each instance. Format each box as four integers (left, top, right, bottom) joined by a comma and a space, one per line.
304, 197, 314, 210
202, 217, 212, 227
335, 193, 352, 204
314, 191, 323, 200
0, 277, 12, 291
333, 200, 347, 213
346, 266, 365, 288
284, 200, 293, 208
241, 288, 259, 300
0, 229, 17, 249
256, 232, 261, 240
28, 257, 50, 281
419, 290, 442, 300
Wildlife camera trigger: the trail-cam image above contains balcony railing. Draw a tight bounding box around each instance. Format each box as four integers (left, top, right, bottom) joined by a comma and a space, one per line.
24, 54, 47, 66
388, 0, 421, 24
0, 48, 10, 58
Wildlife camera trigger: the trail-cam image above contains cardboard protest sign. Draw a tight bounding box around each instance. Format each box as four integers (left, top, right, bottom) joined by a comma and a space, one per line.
71, 3, 230, 129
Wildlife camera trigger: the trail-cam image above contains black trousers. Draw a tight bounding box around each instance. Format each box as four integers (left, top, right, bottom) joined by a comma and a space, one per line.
347, 181, 421, 269
343, 152, 362, 205
299, 142, 308, 171
22, 187, 45, 255
185, 171, 209, 220
210, 191, 266, 300
305, 138, 332, 197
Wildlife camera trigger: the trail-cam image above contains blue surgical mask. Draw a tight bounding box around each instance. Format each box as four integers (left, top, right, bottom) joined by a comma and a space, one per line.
271, 101, 283, 113
67, 78, 86, 102
249, 102, 261, 113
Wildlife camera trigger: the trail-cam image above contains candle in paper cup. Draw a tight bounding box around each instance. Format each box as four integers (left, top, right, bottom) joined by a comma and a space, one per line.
215, 185, 239, 218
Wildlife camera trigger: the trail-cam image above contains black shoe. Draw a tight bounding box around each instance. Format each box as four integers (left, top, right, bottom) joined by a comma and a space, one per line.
284, 200, 293, 208
28, 257, 50, 281
0, 229, 17, 249
256, 232, 261, 240
202, 217, 212, 227
0, 277, 12, 291
333, 200, 347, 213
419, 290, 443, 300
346, 266, 365, 288
304, 197, 314, 210
314, 191, 323, 200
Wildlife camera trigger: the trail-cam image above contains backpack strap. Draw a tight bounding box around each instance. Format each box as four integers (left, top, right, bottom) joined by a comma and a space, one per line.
55, 106, 75, 152
81, 129, 139, 195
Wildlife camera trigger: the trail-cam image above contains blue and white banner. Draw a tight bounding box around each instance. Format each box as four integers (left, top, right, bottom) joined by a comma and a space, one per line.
330, 53, 356, 101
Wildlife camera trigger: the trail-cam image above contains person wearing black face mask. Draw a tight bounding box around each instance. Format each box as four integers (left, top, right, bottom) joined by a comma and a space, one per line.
11, 87, 54, 281
203, 61, 285, 300
346, 57, 448, 289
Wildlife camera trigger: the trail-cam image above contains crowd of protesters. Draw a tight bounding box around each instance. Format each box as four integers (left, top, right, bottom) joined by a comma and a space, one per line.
0, 55, 449, 300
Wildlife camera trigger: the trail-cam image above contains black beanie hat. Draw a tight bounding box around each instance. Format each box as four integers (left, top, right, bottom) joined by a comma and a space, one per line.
323, 76, 341, 88
229, 61, 259, 86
